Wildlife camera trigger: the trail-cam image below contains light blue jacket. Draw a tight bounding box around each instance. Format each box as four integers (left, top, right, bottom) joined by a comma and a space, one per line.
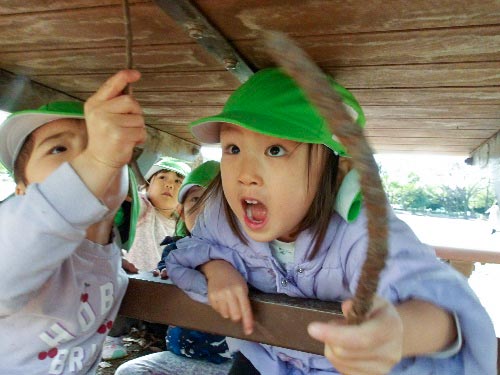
166, 193, 497, 374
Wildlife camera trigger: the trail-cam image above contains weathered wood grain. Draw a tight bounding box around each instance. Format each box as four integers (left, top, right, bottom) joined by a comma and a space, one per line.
196, 0, 500, 38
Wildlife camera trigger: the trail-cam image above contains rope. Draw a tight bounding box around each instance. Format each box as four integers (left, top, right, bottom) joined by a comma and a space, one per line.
122, 0, 134, 95
264, 31, 389, 325
121, 0, 147, 186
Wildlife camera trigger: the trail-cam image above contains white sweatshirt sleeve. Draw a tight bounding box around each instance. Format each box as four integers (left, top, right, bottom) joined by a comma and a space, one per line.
0, 163, 109, 314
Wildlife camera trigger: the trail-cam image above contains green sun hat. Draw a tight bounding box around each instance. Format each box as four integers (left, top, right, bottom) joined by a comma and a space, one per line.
0, 101, 85, 173
114, 166, 140, 251
190, 68, 365, 157
144, 156, 191, 182
177, 160, 220, 204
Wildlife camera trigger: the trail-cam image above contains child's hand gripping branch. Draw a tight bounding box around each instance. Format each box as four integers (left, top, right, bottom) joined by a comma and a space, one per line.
308, 297, 458, 375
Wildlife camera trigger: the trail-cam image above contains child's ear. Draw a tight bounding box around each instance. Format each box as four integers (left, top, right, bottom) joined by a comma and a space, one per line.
15, 182, 27, 196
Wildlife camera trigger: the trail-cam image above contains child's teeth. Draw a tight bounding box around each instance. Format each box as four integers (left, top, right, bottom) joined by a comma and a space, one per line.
246, 199, 257, 204
246, 205, 253, 220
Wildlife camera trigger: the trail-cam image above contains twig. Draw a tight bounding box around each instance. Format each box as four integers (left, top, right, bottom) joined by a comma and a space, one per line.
264, 31, 389, 325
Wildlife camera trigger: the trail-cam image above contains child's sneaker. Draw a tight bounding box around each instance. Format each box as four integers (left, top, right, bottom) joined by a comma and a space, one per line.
102, 336, 128, 360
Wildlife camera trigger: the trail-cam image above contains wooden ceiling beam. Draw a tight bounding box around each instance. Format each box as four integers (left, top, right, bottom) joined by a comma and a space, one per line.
0, 69, 77, 112
153, 0, 254, 83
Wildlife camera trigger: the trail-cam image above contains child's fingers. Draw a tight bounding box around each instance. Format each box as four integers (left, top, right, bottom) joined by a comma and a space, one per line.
88, 69, 141, 104
97, 94, 143, 116
309, 297, 400, 352
209, 293, 230, 319
237, 293, 254, 335
324, 348, 389, 375
227, 294, 243, 323
308, 319, 374, 352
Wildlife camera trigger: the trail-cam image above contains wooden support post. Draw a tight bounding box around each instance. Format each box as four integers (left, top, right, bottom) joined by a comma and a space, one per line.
119, 272, 343, 355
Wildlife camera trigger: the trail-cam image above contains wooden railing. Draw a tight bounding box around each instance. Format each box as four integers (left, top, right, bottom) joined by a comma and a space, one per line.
120, 271, 499, 371
434, 245, 500, 264
119, 272, 343, 355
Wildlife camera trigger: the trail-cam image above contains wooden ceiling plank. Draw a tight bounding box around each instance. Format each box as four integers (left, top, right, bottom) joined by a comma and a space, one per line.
0, 45, 226, 76
367, 138, 484, 147
372, 144, 474, 153
237, 26, 500, 68
351, 88, 500, 106
1, 26, 497, 69
363, 105, 500, 119
365, 129, 495, 139
70, 88, 498, 107
31, 71, 241, 94
0, 1, 148, 15
0, 3, 191, 52
195, 0, 500, 38
66, 103, 498, 120
367, 119, 500, 131
8, 60, 496, 90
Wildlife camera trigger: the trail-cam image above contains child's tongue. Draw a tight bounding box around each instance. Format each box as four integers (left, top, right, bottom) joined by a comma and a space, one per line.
246, 202, 267, 222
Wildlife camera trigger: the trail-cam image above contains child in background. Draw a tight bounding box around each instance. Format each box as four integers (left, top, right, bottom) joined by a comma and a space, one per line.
104, 156, 191, 360
125, 156, 191, 272
116, 160, 232, 375
0, 70, 146, 373
165, 68, 497, 374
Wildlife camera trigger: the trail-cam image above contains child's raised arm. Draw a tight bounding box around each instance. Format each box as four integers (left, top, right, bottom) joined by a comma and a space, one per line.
71, 69, 146, 208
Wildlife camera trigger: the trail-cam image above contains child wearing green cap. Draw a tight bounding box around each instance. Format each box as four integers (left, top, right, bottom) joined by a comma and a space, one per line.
103, 156, 191, 360
116, 160, 232, 374
0, 69, 146, 373
123, 156, 191, 272
165, 68, 496, 374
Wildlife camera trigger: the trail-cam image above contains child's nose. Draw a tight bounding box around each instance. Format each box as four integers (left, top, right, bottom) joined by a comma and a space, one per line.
238, 157, 263, 186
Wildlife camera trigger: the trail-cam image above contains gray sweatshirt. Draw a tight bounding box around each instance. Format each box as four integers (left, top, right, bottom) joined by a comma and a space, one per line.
0, 163, 128, 374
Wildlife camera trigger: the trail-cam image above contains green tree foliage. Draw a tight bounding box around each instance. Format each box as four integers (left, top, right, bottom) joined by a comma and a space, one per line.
378, 161, 494, 218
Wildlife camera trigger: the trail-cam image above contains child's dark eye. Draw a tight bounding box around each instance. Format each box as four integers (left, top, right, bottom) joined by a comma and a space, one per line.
227, 145, 240, 154
265, 145, 286, 157
190, 196, 200, 204
175, 179, 182, 184
49, 145, 67, 154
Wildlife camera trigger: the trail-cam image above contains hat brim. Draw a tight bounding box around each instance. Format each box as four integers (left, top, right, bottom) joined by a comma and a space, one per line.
144, 164, 190, 182
177, 183, 197, 204
190, 111, 348, 156
0, 111, 85, 171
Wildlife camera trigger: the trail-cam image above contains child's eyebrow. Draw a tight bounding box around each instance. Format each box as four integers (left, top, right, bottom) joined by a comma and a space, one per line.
220, 123, 242, 136
36, 131, 75, 148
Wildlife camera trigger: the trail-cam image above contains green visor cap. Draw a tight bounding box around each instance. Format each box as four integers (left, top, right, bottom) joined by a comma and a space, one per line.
114, 167, 140, 251
190, 68, 365, 157
0, 101, 84, 172
144, 156, 191, 182
177, 160, 220, 204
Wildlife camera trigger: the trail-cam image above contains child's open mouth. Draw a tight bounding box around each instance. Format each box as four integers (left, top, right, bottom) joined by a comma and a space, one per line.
242, 199, 268, 229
